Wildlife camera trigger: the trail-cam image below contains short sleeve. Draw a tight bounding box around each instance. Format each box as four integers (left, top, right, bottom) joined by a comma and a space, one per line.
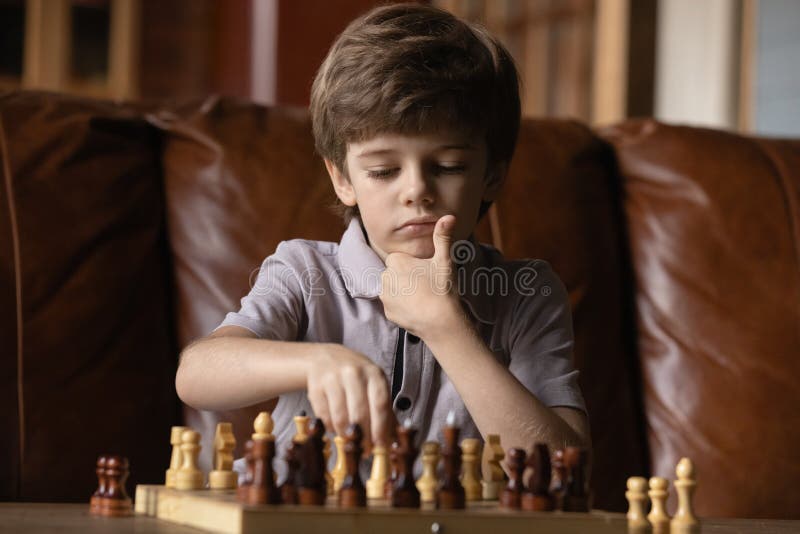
215, 241, 306, 340
507, 260, 586, 413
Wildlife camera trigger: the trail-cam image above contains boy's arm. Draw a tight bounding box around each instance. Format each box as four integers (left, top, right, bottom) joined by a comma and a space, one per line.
423, 314, 590, 453
381, 217, 589, 453
175, 325, 393, 449
176, 325, 313, 410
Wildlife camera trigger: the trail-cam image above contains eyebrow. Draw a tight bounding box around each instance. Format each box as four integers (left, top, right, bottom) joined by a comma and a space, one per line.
355, 144, 476, 158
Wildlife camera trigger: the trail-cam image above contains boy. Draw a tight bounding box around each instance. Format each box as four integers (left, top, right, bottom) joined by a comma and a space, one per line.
176, 3, 589, 479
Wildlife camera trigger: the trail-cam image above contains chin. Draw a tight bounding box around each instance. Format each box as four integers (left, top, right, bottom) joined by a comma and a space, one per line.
405, 242, 435, 259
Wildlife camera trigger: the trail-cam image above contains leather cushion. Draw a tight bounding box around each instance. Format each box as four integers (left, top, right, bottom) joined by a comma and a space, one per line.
0, 91, 178, 501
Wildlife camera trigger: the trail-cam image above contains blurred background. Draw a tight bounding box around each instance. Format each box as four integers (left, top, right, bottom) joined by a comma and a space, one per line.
0, 0, 798, 135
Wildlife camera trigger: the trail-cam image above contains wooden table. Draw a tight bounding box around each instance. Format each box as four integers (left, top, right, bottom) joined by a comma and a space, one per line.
2, 501, 799, 534
0, 503, 204, 533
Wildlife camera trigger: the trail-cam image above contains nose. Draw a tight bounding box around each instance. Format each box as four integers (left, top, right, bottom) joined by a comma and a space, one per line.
399, 165, 434, 206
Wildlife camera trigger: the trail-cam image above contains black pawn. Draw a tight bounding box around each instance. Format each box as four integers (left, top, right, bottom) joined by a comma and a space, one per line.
391, 423, 420, 508
280, 441, 301, 504
562, 446, 591, 512
297, 418, 327, 505
338, 423, 367, 508
500, 448, 526, 509
522, 443, 554, 511
247, 438, 281, 505
237, 440, 255, 502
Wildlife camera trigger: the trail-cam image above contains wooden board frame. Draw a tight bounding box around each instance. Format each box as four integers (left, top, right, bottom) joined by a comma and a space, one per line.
135, 484, 627, 534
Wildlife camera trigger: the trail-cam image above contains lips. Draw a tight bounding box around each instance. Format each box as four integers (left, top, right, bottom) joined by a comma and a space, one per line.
398, 216, 438, 229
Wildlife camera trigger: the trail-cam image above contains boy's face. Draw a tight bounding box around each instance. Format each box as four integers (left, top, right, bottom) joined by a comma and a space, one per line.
325, 131, 504, 262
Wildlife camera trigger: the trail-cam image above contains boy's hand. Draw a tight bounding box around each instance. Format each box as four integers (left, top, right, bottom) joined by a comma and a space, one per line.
379, 214, 464, 339
305, 343, 394, 452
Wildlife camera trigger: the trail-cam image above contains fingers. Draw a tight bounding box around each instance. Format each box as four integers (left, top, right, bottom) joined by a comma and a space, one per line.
323, 379, 350, 438
307, 381, 332, 435
341, 366, 372, 452
306, 348, 394, 453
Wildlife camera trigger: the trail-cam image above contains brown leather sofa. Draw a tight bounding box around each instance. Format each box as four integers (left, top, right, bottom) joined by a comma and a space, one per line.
1, 91, 797, 518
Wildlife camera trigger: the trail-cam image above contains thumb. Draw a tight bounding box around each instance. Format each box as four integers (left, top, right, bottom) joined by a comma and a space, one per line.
433, 215, 456, 264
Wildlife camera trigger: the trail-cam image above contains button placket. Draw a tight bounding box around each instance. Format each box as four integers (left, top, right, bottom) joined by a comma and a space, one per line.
395, 330, 425, 418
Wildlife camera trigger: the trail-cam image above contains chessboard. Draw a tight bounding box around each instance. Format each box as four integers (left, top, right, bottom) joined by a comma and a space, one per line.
134, 484, 628, 534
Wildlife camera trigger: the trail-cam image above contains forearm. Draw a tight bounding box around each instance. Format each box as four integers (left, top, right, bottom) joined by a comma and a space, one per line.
423, 308, 587, 454
176, 335, 329, 411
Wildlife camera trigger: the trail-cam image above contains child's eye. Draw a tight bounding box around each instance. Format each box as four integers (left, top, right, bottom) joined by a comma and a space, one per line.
366, 168, 397, 179
437, 165, 467, 175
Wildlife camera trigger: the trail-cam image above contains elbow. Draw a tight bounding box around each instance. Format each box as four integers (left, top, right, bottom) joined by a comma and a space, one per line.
175, 344, 198, 407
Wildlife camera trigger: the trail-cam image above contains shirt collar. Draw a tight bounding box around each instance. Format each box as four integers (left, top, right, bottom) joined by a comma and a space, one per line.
337, 216, 497, 325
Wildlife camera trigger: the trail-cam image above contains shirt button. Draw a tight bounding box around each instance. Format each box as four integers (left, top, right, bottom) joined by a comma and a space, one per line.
407, 333, 420, 343
396, 396, 412, 410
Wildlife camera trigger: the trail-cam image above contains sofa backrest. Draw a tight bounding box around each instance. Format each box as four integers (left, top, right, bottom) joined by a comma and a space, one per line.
0, 91, 179, 501
601, 119, 800, 518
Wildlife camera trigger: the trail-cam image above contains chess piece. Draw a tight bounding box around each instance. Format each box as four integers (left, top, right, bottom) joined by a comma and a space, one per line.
293, 411, 310, 443
209, 422, 237, 489
647, 476, 670, 532
276, 410, 309, 504
625, 476, 650, 531
165, 426, 188, 487
366, 444, 389, 499
175, 429, 204, 490
90, 455, 133, 517
90, 455, 108, 513
436, 411, 465, 509
297, 418, 327, 505
500, 447, 526, 509
522, 443, 554, 511
237, 440, 255, 501
561, 446, 590, 512
391, 421, 420, 508
279, 441, 301, 505
481, 434, 505, 500
252, 412, 274, 440
550, 448, 567, 508
416, 441, 439, 503
247, 438, 281, 505
332, 435, 347, 492
324, 436, 335, 495
460, 438, 482, 501
385, 440, 400, 499
671, 458, 699, 533
338, 423, 367, 508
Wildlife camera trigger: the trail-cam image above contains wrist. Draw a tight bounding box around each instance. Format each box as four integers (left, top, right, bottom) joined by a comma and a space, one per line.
420, 297, 474, 345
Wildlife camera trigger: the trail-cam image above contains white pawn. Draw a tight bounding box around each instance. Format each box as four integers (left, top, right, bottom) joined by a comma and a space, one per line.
671, 457, 699, 533
323, 436, 335, 495
208, 422, 237, 489
461, 438, 482, 501
332, 435, 347, 492
175, 429, 204, 490
293, 413, 309, 443
366, 445, 388, 499
165, 426, 188, 488
625, 476, 650, 531
416, 441, 440, 503
252, 412, 274, 441
647, 476, 670, 532
481, 434, 505, 500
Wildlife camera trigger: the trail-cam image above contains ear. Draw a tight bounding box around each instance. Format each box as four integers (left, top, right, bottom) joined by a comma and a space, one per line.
482, 162, 508, 202
325, 158, 357, 207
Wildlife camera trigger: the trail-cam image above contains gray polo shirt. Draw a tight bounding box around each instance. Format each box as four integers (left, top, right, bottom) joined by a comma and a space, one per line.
219, 216, 585, 481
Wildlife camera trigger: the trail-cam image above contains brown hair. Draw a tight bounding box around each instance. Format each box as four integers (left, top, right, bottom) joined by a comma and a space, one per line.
310, 2, 521, 226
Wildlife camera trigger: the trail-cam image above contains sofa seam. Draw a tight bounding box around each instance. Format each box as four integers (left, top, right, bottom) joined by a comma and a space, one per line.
0, 112, 23, 497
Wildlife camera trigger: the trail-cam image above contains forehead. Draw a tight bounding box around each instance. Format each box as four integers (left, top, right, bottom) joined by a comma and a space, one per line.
348, 131, 486, 158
